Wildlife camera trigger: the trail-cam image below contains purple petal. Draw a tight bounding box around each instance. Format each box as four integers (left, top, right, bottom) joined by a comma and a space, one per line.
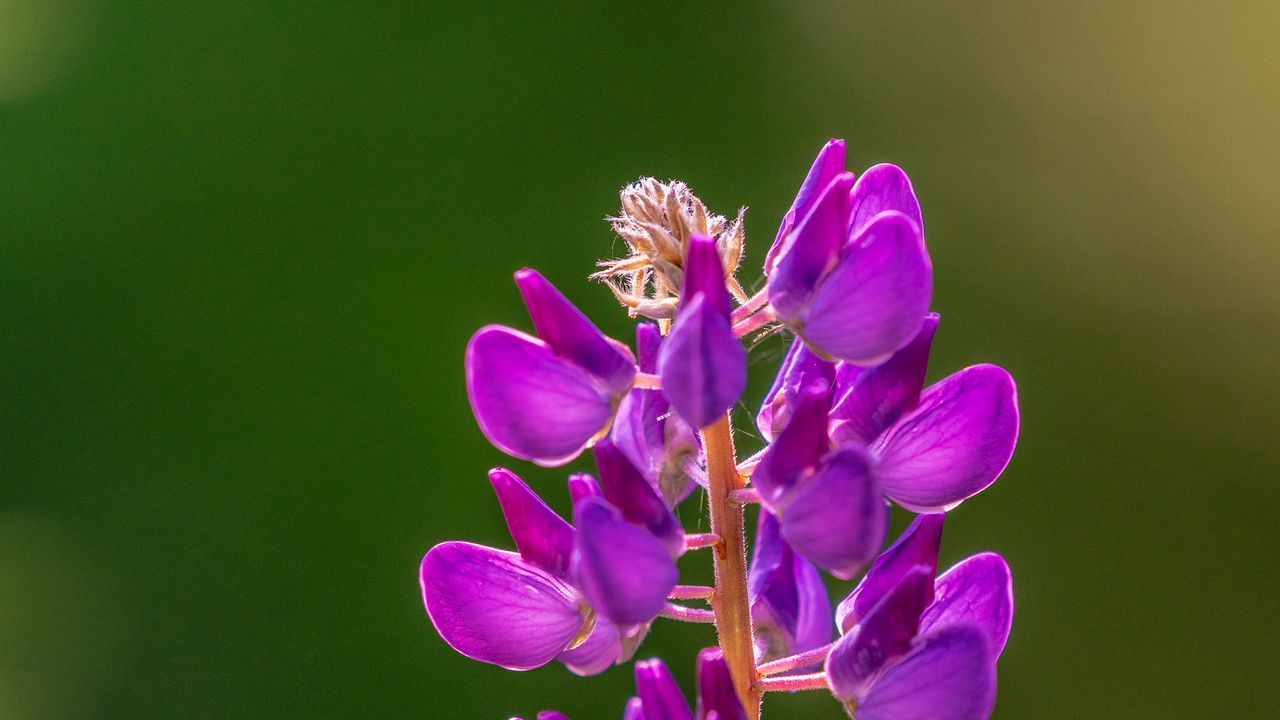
612, 328, 700, 505
696, 647, 747, 720
489, 468, 575, 580
682, 233, 732, 318
777, 446, 888, 579
557, 616, 622, 676
848, 164, 923, 240
594, 440, 683, 553
857, 625, 996, 720
874, 364, 1019, 512
768, 173, 856, 323
837, 513, 944, 633
515, 268, 636, 393
622, 698, 644, 720
798, 211, 932, 366
920, 553, 1013, 659
829, 314, 938, 447
420, 542, 586, 671
568, 472, 602, 503
466, 326, 616, 466
635, 657, 695, 720
573, 497, 679, 627
766, 139, 847, 276
757, 338, 837, 442
749, 511, 833, 663
751, 383, 831, 508
538, 713, 572, 720
657, 293, 746, 429
825, 566, 933, 700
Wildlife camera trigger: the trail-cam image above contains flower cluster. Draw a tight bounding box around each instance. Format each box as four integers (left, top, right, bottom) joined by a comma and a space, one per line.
421, 138, 1021, 719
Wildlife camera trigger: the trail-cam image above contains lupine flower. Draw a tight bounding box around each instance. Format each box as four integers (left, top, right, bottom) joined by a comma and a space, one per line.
573, 441, 682, 628
612, 322, 702, 504
765, 141, 932, 366
828, 314, 1020, 512
755, 337, 836, 443
658, 233, 747, 429
823, 519, 1014, 720
420, 469, 591, 671
427, 139, 1022, 720
466, 269, 636, 466
422, 466, 677, 673
747, 510, 833, 663
750, 381, 887, 577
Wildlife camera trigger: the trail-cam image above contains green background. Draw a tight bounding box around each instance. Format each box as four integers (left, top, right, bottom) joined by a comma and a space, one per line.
3, 2, 1277, 718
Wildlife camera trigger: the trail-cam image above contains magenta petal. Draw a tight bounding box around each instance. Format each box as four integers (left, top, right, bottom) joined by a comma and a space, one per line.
825, 566, 933, 700
573, 497, 678, 627
489, 468, 575, 579
420, 542, 585, 671
556, 617, 622, 676
682, 233, 732, 317
799, 211, 932, 366
848, 164, 923, 240
765, 139, 848, 276
749, 510, 833, 663
778, 446, 888, 579
857, 625, 996, 720
657, 293, 746, 429
920, 553, 1014, 659
874, 364, 1019, 512
751, 383, 830, 508
515, 268, 636, 394
757, 338, 837, 442
568, 472, 602, 503
836, 513, 944, 633
622, 698, 644, 720
829, 314, 938, 447
696, 647, 747, 720
537, 713, 571, 720
635, 658, 695, 720
466, 326, 616, 466
594, 440, 683, 553
768, 173, 856, 323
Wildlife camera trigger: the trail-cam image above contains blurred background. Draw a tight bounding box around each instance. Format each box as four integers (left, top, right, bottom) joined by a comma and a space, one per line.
2, 1, 1277, 718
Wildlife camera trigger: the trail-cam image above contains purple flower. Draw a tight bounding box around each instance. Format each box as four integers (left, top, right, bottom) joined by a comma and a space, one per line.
750, 381, 888, 578
421, 466, 678, 673
612, 322, 702, 504
829, 315, 1020, 512
755, 337, 836, 443
748, 510, 833, 663
766, 141, 932, 366
657, 233, 747, 429
823, 522, 1014, 720
626, 652, 747, 720
466, 269, 636, 466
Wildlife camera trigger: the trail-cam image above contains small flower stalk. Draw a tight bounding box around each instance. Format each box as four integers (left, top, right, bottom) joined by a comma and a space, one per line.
421, 139, 1022, 720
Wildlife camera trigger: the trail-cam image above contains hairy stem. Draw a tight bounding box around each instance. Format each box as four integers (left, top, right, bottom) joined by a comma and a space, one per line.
683, 532, 720, 549
658, 603, 718, 623
756, 641, 835, 676
669, 585, 716, 600
702, 415, 762, 719
757, 672, 829, 693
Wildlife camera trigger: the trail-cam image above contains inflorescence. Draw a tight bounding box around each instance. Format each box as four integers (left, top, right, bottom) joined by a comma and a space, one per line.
420, 139, 1021, 720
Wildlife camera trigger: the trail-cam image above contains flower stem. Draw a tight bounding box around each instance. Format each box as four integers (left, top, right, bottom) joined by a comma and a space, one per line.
732, 306, 777, 338
701, 414, 762, 720
683, 532, 720, 549
659, 603, 718, 623
756, 641, 835, 676
669, 585, 715, 600
728, 487, 760, 505
757, 672, 829, 693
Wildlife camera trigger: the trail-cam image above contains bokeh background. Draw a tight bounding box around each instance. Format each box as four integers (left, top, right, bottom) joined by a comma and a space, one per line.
3, 2, 1278, 718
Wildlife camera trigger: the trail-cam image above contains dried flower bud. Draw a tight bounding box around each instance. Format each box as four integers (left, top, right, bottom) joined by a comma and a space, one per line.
595, 177, 747, 320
